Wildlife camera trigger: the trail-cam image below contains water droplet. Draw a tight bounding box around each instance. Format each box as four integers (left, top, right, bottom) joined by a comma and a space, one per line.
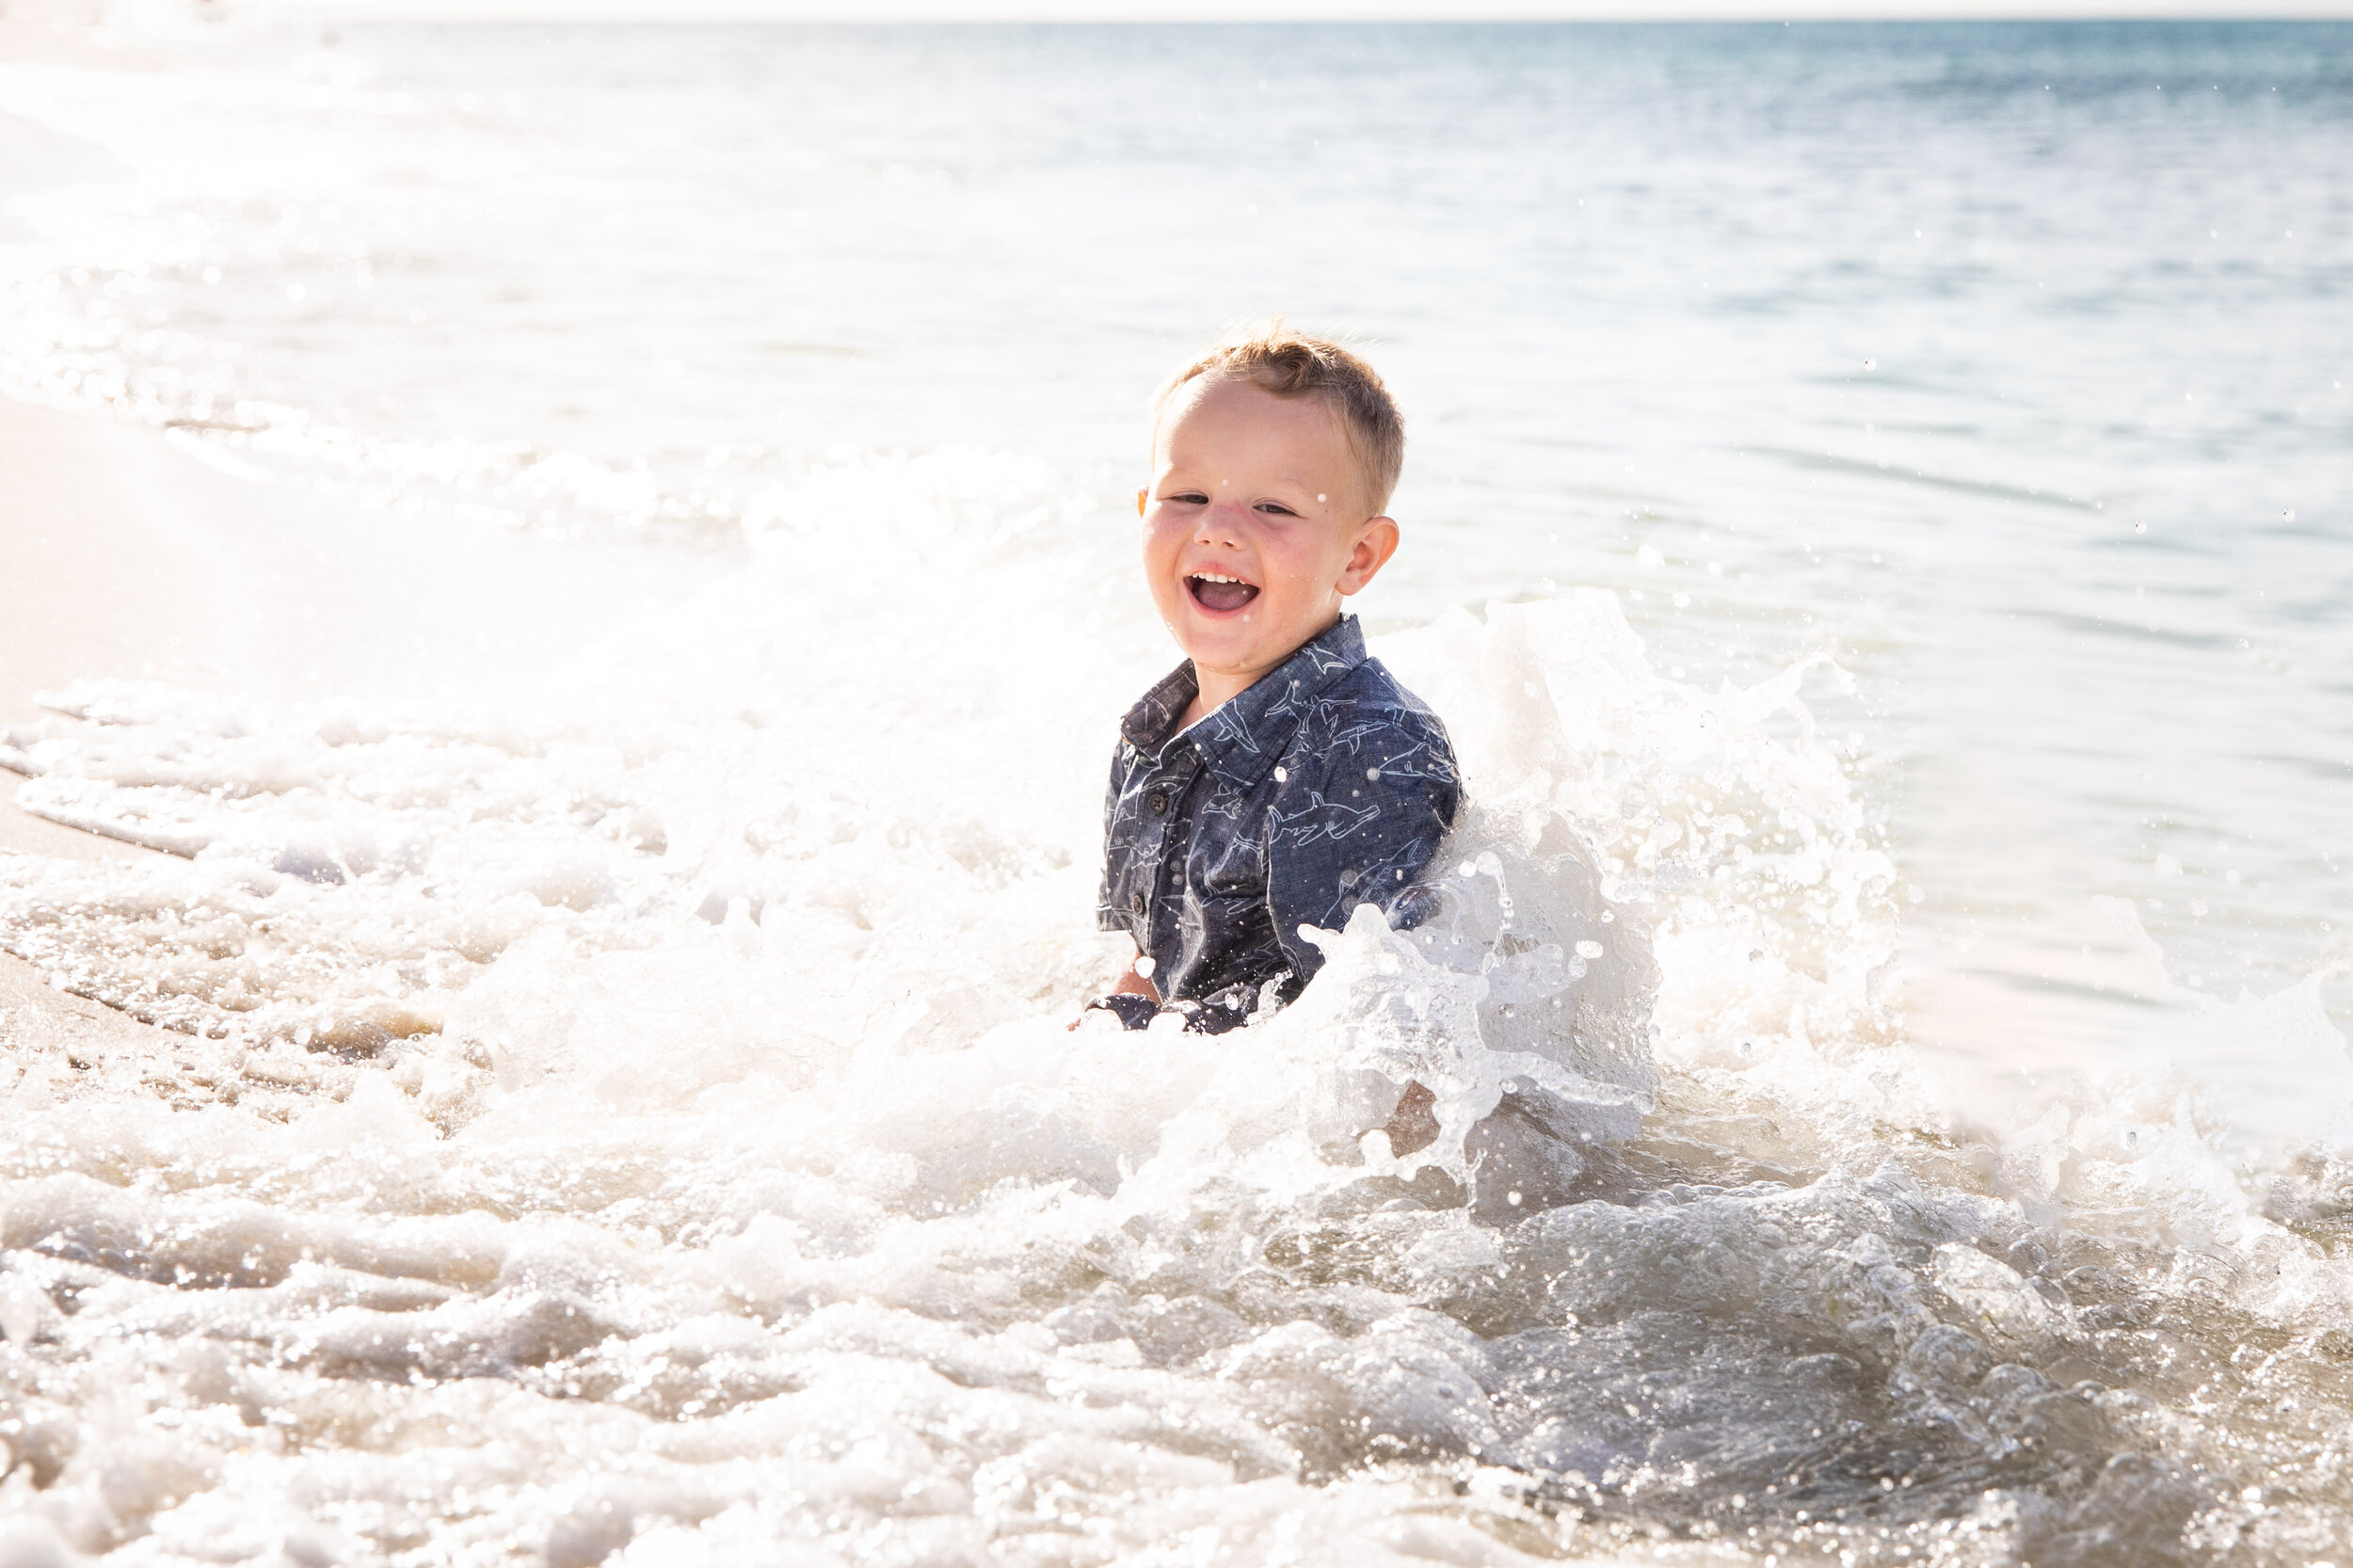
1576, 939, 1605, 959
2133, 520, 2147, 535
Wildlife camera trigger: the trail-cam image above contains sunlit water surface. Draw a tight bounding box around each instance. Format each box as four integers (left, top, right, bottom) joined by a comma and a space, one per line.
0, 18, 2351, 1566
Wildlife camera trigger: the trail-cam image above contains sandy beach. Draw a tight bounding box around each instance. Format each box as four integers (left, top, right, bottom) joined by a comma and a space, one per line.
3, 8, 188, 1063
0, 385, 718, 1062
2, 40, 718, 1071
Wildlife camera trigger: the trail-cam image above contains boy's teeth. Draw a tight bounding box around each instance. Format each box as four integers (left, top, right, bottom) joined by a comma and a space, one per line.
1188, 573, 1259, 612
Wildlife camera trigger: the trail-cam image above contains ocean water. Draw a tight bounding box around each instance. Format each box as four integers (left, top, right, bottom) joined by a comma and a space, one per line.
1, 16, 2351, 1565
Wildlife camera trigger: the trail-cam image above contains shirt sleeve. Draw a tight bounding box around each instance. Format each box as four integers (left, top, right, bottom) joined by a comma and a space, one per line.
1264, 712, 1461, 988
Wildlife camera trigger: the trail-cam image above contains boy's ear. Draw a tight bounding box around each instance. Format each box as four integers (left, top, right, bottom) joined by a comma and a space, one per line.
1136, 488, 1147, 518
1336, 516, 1401, 597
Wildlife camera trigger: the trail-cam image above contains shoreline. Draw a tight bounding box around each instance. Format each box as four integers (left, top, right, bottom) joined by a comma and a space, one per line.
1, 50, 192, 1056
0, 38, 724, 1064
0, 389, 723, 1061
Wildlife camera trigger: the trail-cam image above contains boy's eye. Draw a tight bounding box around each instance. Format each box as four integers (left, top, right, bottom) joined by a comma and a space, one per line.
1254, 502, 1298, 517
1167, 490, 1209, 505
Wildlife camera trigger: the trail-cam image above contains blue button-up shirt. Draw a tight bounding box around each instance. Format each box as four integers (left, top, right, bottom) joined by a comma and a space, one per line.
1096, 615, 1462, 1032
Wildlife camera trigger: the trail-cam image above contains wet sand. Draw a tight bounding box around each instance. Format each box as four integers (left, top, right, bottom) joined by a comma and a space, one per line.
1, 79, 722, 1052
0, 387, 722, 1048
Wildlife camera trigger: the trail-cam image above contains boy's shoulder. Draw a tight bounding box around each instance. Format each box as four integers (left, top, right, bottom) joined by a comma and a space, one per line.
1189, 651, 1456, 821
1287, 655, 1454, 760
1306, 654, 1448, 730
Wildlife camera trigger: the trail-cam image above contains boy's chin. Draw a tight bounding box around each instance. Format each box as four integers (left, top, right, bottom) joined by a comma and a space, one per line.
1175, 616, 1296, 673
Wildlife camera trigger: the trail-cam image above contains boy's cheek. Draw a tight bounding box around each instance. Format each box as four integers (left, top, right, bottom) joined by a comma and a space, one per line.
1141, 568, 1192, 631
1138, 515, 1185, 567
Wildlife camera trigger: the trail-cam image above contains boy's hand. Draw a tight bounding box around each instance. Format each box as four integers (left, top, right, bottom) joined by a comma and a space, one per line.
1108, 956, 1160, 1002
1069, 952, 1161, 1031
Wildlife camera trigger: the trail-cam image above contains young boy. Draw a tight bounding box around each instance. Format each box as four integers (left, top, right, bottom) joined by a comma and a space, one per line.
1086, 324, 1462, 1035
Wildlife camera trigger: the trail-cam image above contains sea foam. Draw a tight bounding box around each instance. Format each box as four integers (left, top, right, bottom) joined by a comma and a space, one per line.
5, 451, 2350, 1562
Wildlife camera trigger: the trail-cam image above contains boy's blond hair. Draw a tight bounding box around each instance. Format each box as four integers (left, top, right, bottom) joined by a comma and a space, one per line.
1153, 321, 1405, 514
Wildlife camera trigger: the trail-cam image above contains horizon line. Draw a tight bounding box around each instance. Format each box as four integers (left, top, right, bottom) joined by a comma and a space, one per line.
209, 2, 2353, 23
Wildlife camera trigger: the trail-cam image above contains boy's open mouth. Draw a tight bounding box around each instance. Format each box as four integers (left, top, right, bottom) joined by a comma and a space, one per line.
1186, 572, 1259, 613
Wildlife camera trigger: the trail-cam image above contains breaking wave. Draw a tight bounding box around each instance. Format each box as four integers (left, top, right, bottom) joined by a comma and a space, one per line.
2, 454, 2348, 1563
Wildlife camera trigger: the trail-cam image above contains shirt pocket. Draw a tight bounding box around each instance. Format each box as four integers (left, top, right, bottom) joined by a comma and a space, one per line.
1176, 836, 1262, 958
1188, 805, 1266, 900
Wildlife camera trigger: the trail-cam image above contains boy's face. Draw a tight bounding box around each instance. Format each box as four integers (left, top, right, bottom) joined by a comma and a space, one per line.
1139, 376, 1399, 700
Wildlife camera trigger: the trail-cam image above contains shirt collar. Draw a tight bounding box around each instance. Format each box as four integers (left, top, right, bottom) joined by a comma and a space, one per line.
1119, 615, 1369, 789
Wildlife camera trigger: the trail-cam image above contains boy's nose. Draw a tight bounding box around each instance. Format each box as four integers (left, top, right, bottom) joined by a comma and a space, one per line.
1196, 503, 1246, 545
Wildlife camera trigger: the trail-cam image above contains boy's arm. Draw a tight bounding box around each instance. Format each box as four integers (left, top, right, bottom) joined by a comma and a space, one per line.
1265, 716, 1461, 992
1080, 734, 1163, 1029
1265, 720, 1457, 1153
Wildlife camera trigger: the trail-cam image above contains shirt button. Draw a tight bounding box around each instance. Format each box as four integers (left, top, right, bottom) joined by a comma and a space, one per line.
1148, 792, 1169, 816
1129, 891, 1145, 914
